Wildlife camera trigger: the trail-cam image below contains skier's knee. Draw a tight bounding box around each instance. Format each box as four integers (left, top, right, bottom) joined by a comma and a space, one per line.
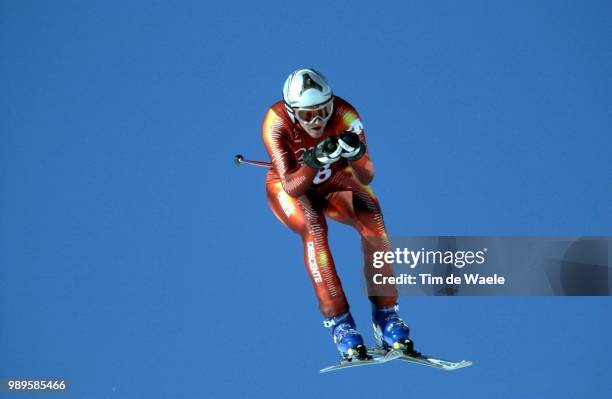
301, 217, 328, 240
319, 300, 349, 319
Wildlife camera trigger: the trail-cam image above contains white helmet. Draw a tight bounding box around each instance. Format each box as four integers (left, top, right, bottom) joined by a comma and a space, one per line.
283, 68, 333, 111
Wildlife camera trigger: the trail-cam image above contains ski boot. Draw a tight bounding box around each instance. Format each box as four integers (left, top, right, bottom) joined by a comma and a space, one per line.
372, 304, 420, 357
323, 312, 369, 361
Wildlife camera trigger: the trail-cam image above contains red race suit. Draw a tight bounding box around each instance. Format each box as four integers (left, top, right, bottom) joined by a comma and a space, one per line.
262, 96, 397, 317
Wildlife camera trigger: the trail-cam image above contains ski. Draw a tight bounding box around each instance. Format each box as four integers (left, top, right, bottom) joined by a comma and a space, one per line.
319, 348, 403, 373
368, 348, 472, 371
321, 348, 472, 373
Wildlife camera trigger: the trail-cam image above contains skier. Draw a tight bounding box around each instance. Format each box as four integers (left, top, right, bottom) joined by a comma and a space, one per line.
262, 68, 419, 361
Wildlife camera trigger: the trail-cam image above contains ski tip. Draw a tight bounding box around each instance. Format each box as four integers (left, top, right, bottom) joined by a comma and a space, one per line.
234, 154, 244, 165
440, 359, 473, 371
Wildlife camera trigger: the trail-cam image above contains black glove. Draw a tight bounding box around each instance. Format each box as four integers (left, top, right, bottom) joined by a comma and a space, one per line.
338, 131, 366, 161
302, 137, 343, 169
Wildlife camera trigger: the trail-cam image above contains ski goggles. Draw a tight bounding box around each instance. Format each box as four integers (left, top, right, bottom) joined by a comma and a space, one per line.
293, 100, 334, 125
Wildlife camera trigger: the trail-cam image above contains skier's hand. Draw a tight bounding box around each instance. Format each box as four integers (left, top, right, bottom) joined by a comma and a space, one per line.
338, 131, 366, 161
303, 137, 343, 169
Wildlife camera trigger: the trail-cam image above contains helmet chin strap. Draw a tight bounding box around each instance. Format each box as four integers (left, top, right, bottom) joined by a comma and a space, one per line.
284, 103, 296, 123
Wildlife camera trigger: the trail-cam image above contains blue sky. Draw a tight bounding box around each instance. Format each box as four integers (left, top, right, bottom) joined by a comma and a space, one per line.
1, 1, 611, 398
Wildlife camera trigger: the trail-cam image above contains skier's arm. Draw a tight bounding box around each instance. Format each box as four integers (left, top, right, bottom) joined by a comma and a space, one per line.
350, 147, 374, 185
338, 130, 374, 185
336, 101, 375, 185
262, 110, 317, 197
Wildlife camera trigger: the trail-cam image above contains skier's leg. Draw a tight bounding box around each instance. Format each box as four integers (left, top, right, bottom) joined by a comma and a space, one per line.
266, 180, 348, 317
324, 179, 397, 307
267, 179, 368, 360
325, 171, 419, 355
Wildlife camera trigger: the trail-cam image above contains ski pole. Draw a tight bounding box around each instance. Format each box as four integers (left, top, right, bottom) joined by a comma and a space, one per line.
234, 154, 272, 168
